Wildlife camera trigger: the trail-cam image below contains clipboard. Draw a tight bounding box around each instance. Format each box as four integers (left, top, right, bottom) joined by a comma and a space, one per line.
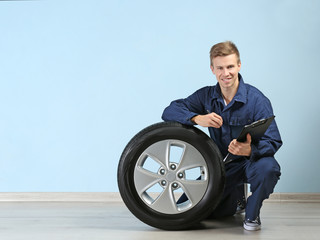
223, 115, 275, 164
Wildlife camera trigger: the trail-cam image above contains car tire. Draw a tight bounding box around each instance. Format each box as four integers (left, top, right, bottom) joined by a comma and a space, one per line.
117, 122, 225, 230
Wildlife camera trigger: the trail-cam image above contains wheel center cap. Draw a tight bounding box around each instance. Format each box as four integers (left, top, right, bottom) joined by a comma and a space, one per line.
166, 172, 176, 182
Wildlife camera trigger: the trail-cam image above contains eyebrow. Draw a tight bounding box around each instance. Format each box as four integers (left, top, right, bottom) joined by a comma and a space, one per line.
216, 64, 235, 68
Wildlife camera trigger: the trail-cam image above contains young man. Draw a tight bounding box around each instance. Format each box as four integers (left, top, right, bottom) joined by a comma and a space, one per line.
161, 41, 282, 231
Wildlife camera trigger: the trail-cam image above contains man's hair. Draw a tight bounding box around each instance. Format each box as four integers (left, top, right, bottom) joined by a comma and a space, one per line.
209, 41, 240, 66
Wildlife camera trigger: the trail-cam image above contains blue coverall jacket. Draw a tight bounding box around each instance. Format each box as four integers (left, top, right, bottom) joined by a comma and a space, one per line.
162, 73, 283, 161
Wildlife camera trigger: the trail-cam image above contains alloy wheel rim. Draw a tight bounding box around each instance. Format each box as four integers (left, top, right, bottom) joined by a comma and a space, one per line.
134, 139, 209, 214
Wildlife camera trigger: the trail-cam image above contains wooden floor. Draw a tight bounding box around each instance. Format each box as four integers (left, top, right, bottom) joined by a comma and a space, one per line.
0, 201, 319, 240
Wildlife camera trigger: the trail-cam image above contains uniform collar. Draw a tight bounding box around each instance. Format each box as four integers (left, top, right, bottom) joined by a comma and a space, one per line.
212, 73, 247, 104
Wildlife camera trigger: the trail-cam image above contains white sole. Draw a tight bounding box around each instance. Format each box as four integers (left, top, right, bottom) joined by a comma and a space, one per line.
243, 223, 261, 231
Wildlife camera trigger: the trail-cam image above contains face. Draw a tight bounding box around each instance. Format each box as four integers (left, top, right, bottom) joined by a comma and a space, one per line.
210, 53, 241, 92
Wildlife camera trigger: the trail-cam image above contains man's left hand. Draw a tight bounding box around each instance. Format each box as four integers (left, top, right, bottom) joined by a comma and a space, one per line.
228, 133, 252, 157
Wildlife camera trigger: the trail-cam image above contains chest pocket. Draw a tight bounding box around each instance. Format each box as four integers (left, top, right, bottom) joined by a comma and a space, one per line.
205, 101, 223, 116
229, 116, 251, 140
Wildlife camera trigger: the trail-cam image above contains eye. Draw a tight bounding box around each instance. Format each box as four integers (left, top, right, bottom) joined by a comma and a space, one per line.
227, 65, 234, 69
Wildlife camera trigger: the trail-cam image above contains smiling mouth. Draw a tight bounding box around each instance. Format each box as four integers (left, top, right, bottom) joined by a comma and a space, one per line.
222, 78, 232, 82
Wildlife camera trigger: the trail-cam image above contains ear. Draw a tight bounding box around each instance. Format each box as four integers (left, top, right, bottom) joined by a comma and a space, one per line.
238, 61, 242, 71
210, 65, 215, 75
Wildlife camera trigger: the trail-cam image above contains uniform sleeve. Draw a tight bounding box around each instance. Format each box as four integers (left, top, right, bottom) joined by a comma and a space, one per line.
161, 87, 209, 125
248, 96, 283, 161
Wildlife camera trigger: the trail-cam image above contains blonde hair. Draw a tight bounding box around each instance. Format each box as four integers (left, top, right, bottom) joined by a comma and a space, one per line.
209, 41, 240, 66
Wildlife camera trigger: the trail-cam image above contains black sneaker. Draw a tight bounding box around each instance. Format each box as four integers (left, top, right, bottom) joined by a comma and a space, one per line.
243, 216, 261, 231
236, 196, 246, 214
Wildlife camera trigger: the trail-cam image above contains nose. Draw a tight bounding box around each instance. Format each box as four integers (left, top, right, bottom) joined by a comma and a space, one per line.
223, 68, 229, 77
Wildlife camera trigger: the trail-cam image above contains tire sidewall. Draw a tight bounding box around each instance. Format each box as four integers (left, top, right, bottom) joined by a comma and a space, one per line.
118, 122, 225, 230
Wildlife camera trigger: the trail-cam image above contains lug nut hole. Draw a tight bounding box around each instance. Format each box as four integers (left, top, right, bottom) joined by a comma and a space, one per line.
178, 172, 184, 178
161, 180, 167, 186
170, 164, 177, 170
172, 182, 179, 189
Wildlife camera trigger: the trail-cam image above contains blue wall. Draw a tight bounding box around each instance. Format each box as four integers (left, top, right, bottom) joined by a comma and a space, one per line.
0, 0, 319, 192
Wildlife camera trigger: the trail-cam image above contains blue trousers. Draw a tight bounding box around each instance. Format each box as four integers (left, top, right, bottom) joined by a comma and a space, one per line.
210, 156, 281, 220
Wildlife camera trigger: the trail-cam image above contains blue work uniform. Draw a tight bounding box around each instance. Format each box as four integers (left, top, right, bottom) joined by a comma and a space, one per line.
162, 73, 282, 220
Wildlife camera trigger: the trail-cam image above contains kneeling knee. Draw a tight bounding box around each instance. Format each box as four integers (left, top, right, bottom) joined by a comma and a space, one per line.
255, 157, 281, 181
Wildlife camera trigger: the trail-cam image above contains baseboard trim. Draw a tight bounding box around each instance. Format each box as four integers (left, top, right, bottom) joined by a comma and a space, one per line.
0, 192, 122, 202
0, 192, 319, 203
267, 193, 320, 203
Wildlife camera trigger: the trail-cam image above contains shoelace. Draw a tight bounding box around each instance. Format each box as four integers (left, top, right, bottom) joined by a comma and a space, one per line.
246, 216, 261, 224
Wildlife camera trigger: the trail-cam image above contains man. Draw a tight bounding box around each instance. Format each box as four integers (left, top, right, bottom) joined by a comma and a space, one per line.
161, 41, 282, 231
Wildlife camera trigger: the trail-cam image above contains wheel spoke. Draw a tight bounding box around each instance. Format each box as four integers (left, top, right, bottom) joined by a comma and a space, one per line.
134, 167, 161, 195
180, 179, 208, 204
178, 144, 206, 171
144, 140, 170, 167
151, 186, 178, 214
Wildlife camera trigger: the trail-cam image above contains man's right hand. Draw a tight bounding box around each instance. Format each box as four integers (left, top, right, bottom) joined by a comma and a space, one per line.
191, 112, 223, 128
